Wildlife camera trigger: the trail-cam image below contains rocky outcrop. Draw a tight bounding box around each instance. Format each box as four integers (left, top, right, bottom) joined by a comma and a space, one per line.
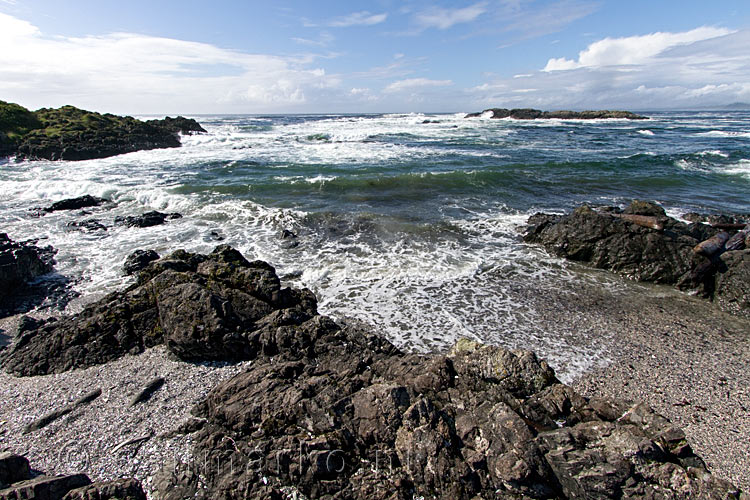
524, 201, 749, 317
0, 453, 145, 500
466, 108, 648, 120
1, 101, 206, 161
151, 333, 742, 499
0, 245, 317, 376
0, 234, 55, 304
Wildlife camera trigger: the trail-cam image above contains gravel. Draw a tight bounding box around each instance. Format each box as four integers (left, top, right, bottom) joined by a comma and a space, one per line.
0, 321, 248, 495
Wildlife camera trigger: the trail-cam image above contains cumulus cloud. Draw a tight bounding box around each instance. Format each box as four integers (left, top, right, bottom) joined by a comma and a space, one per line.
544, 26, 732, 71
383, 78, 453, 93
328, 11, 387, 28
0, 12, 339, 113
472, 28, 750, 110
415, 2, 487, 30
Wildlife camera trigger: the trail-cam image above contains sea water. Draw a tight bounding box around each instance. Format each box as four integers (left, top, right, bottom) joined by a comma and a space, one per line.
1, 111, 749, 380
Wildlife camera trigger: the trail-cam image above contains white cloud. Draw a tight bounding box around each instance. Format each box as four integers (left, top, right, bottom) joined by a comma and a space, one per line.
384, 78, 453, 93
0, 12, 339, 113
544, 26, 732, 71
292, 32, 334, 47
415, 2, 486, 30
471, 28, 750, 110
328, 11, 387, 28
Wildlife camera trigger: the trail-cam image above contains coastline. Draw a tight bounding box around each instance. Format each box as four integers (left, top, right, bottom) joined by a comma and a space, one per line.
1, 264, 748, 494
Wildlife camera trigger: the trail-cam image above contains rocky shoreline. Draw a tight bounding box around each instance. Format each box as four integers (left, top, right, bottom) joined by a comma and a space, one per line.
0, 233, 748, 498
524, 200, 749, 318
0, 100, 205, 161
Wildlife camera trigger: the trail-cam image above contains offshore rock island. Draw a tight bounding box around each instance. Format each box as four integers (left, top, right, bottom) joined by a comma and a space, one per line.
465, 108, 649, 120
0, 100, 205, 161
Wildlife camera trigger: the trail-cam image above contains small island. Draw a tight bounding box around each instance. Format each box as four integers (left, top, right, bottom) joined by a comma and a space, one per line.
0, 100, 206, 161
466, 107, 648, 120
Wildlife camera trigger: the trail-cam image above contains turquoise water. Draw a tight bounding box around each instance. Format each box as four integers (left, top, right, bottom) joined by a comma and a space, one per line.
1, 110, 749, 379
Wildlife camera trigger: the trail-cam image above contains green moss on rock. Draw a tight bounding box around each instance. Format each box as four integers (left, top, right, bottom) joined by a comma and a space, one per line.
0, 100, 206, 161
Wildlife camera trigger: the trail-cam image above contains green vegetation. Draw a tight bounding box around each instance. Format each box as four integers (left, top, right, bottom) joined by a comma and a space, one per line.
0, 101, 42, 154
0, 99, 203, 161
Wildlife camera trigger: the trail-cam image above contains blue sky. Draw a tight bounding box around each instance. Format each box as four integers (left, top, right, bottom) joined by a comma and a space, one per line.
1, 0, 749, 114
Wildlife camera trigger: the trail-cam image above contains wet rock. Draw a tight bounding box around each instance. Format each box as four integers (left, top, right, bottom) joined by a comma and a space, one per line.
43, 195, 107, 213
115, 211, 182, 228
207, 230, 224, 241
279, 229, 299, 249
0, 234, 56, 304
123, 250, 160, 276
622, 199, 667, 217
66, 219, 107, 233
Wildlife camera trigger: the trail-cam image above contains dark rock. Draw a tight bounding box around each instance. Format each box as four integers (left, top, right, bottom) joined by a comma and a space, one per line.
0, 234, 56, 304
123, 250, 160, 276
523, 204, 700, 285
0, 454, 145, 500
279, 229, 299, 249
466, 108, 649, 120
43, 196, 107, 213
146, 116, 206, 135
116, 211, 182, 228
510, 108, 543, 119
715, 249, 750, 317
62, 478, 146, 500
24, 388, 102, 433
524, 201, 750, 317
207, 230, 224, 241
622, 199, 666, 217
66, 219, 107, 233
0, 245, 317, 376
0, 453, 31, 489
130, 376, 165, 406
0, 474, 91, 500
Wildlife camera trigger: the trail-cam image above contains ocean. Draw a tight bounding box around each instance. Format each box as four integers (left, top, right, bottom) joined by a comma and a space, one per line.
1, 110, 749, 380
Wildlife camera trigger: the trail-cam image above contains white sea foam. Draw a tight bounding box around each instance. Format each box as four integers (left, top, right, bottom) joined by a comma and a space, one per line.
696, 130, 750, 138
697, 150, 729, 157
637, 129, 655, 136
722, 159, 750, 178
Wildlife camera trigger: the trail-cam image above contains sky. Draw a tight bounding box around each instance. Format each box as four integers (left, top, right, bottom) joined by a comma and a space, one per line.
1, 0, 749, 114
